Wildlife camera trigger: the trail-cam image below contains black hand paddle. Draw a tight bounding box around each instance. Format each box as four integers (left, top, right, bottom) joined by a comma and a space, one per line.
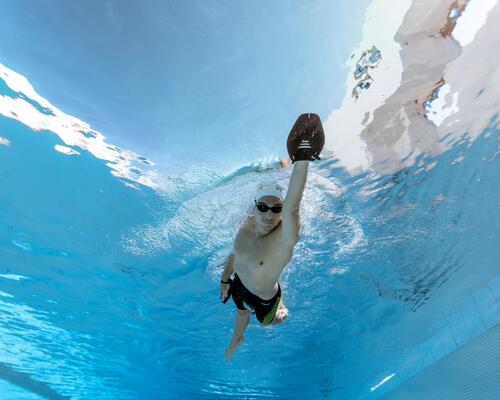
287, 113, 325, 163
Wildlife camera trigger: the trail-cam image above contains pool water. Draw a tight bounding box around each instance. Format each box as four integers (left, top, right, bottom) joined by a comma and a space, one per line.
0, 1, 499, 399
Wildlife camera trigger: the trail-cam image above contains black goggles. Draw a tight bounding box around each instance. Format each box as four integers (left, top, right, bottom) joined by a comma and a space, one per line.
255, 201, 283, 213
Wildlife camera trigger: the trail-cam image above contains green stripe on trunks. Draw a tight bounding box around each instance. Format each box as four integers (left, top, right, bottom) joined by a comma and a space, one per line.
262, 297, 281, 325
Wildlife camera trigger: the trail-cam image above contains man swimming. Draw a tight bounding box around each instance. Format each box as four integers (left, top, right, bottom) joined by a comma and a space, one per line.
220, 113, 325, 360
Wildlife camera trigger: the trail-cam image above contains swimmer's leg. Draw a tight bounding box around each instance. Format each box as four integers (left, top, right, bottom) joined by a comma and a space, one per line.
225, 308, 250, 361
270, 298, 288, 325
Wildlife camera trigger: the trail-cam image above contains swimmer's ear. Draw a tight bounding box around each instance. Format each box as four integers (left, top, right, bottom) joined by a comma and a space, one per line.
287, 113, 325, 163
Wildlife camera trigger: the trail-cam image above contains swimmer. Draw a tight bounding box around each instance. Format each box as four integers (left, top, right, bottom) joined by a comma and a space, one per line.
220, 113, 325, 360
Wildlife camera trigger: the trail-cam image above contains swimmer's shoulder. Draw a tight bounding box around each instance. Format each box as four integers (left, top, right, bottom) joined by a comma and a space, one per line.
234, 215, 254, 248
239, 214, 255, 233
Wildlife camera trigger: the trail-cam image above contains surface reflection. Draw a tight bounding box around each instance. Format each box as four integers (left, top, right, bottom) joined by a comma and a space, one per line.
324, 0, 500, 178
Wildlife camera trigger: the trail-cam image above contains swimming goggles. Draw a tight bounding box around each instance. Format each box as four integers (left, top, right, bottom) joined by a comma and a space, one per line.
255, 201, 283, 213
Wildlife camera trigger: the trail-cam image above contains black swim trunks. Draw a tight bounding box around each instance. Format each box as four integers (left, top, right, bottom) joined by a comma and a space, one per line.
231, 274, 281, 325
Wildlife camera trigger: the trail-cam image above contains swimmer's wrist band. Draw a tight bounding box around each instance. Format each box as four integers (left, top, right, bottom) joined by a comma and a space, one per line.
221, 279, 231, 285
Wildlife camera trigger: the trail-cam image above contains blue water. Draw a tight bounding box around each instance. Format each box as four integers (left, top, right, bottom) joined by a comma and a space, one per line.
1, 2, 500, 399
1, 91, 498, 399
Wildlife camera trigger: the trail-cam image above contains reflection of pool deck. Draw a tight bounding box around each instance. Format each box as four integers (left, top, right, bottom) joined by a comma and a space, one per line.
381, 322, 500, 399
324, 0, 500, 176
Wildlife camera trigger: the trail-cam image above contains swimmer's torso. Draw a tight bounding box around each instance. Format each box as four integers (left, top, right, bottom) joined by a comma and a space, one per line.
233, 216, 294, 300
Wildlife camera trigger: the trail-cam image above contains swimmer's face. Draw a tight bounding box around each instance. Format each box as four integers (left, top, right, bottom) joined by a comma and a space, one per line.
255, 195, 283, 232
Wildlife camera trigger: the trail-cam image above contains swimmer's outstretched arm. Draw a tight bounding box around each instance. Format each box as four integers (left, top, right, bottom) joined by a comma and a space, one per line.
282, 161, 308, 245
283, 160, 309, 214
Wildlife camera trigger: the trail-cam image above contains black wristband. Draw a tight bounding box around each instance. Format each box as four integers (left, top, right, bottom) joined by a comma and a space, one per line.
221, 279, 231, 285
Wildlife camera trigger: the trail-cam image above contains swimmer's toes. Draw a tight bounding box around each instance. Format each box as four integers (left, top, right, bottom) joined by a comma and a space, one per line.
276, 309, 288, 322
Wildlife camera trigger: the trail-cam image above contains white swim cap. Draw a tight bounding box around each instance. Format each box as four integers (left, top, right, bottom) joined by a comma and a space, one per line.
255, 182, 284, 202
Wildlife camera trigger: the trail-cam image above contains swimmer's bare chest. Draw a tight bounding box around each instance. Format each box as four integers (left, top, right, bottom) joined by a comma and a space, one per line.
233, 218, 294, 300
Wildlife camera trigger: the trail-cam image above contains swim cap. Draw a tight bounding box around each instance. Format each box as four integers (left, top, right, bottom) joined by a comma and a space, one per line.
255, 182, 284, 202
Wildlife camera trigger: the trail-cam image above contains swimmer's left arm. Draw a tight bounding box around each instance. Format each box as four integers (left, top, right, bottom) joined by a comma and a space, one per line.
283, 160, 308, 214
282, 161, 308, 245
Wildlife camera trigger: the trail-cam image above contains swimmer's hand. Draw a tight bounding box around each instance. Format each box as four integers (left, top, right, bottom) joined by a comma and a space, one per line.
220, 279, 232, 304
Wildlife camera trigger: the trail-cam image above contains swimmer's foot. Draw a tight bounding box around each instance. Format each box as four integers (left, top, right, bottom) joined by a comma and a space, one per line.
224, 336, 244, 361
271, 305, 288, 325
275, 307, 288, 322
